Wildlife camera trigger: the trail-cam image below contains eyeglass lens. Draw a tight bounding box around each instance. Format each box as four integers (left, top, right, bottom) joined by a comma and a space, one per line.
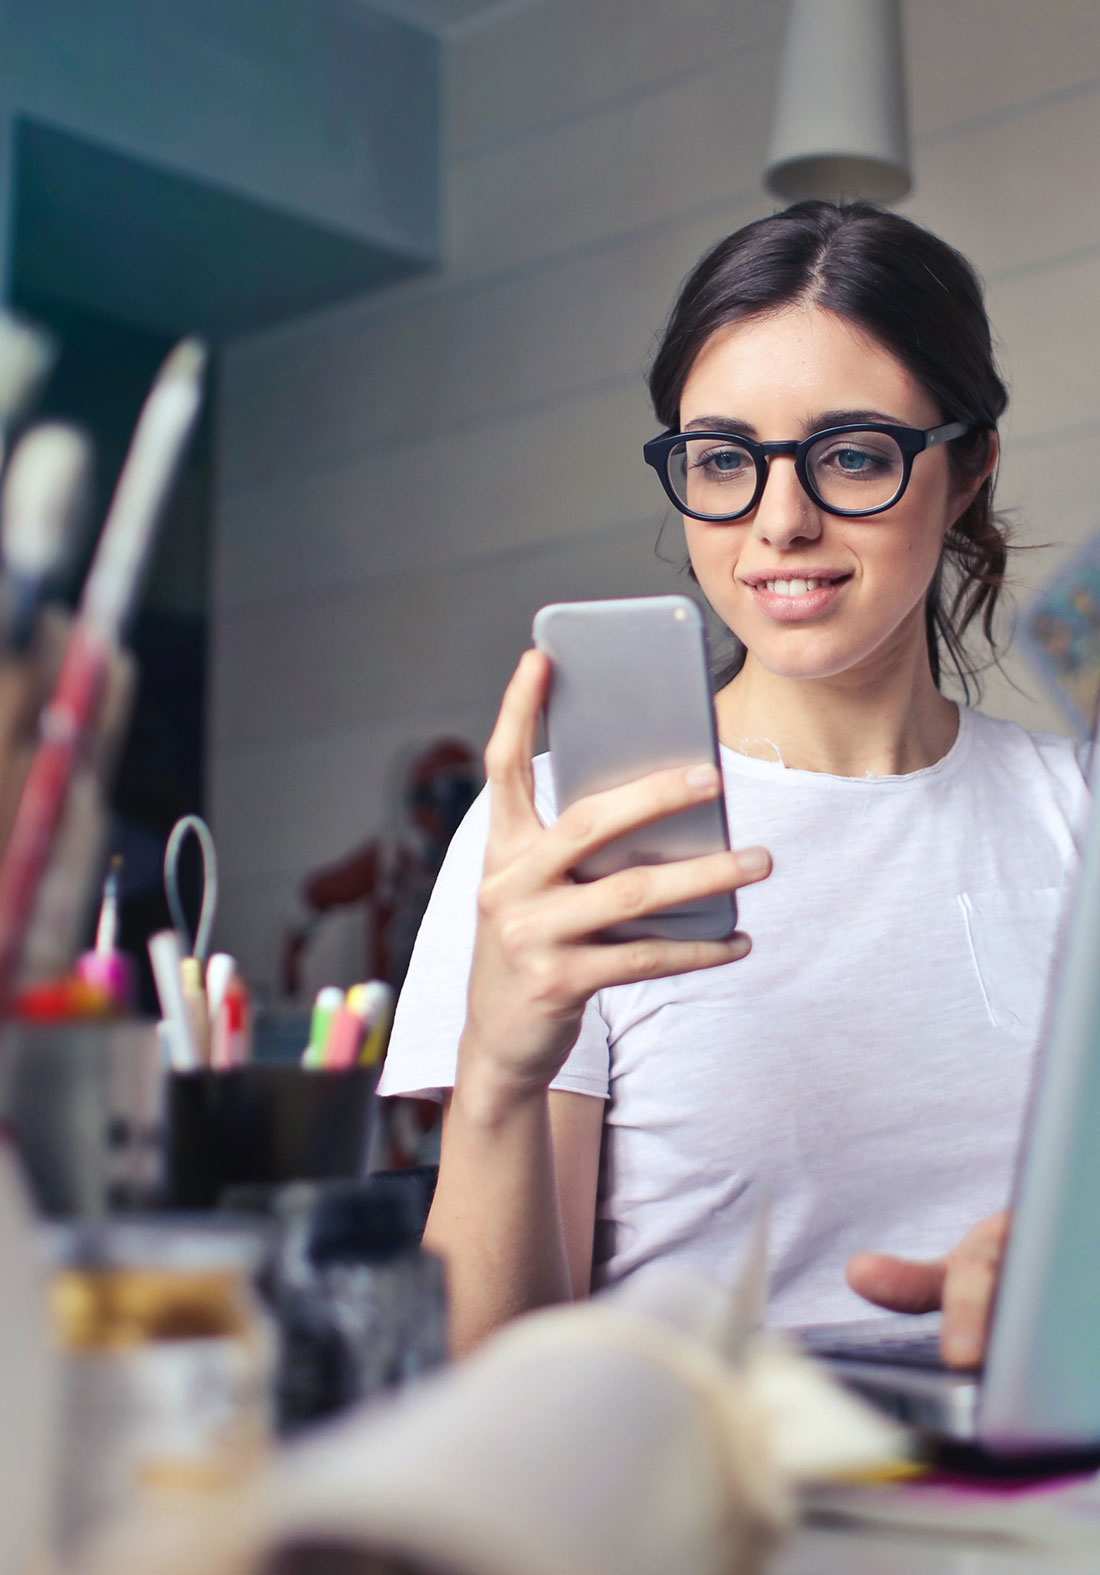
668, 431, 907, 518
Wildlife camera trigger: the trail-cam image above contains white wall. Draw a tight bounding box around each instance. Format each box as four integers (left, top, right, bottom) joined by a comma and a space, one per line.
210, 0, 1100, 988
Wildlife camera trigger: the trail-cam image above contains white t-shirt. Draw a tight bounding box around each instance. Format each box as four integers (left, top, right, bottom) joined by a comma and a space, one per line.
378, 707, 1090, 1326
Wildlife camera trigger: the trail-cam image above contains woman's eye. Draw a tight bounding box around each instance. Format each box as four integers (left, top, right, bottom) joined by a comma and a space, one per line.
818, 443, 890, 476
695, 444, 752, 477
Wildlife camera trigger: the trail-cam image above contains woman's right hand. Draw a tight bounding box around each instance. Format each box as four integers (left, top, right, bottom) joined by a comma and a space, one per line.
458, 648, 772, 1105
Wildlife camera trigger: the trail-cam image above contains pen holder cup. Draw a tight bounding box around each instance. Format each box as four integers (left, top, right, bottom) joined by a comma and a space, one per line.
167, 1065, 376, 1209
0, 1022, 165, 1217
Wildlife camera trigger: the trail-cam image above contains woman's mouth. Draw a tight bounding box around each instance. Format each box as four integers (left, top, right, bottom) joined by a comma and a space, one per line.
743, 573, 852, 621
761, 577, 830, 596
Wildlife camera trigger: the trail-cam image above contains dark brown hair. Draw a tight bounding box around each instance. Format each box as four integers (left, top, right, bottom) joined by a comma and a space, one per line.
648, 200, 1009, 697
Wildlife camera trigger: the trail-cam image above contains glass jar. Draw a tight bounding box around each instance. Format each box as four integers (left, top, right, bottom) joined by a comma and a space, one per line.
47, 1218, 275, 1553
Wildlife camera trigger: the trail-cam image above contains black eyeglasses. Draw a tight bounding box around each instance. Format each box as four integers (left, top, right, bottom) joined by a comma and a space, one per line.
642, 421, 972, 522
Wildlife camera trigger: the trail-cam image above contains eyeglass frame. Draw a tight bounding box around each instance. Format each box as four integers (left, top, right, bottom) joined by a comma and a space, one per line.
642, 420, 973, 522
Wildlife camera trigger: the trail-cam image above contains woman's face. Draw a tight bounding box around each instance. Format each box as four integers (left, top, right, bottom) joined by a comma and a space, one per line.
678, 304, 969, 686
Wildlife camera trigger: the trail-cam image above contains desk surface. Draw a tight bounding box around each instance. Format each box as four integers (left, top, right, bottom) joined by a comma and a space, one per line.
88, 1495, 1100, 1575
779, 1523, 1100, 1573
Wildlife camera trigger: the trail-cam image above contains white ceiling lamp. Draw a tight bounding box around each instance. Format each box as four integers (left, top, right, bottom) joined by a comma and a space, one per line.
764, 0, 912, 204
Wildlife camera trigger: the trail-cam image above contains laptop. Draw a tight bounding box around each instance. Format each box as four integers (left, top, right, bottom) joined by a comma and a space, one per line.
800, 741, 1100, 1456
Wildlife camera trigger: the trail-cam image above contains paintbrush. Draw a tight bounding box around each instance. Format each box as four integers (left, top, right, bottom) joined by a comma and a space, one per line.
0, 314, 56, 470
0, 423, 93, 653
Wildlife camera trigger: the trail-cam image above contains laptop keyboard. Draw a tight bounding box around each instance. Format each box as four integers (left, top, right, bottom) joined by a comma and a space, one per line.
806, 1329, 946, 1369
796, 1316, 981, 1374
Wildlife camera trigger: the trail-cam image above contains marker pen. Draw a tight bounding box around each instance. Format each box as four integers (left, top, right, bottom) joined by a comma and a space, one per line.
321, 986, 369, 1071
179, 956, 210, 1066
302, 986, 344, 1070
358, 981, 395, 1068
148, 929, 201, 1072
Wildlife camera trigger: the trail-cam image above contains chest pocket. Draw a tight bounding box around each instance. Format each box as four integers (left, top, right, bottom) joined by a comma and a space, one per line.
958, 888, 1066, 1040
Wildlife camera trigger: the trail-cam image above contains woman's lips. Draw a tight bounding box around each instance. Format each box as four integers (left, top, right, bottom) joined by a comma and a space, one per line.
743, 575, 851, 621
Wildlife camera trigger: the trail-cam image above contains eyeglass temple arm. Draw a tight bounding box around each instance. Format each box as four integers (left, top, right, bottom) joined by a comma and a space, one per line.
925, 421, 971, 449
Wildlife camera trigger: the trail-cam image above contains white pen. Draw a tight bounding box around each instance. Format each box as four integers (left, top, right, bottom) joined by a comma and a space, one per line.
148, 928, 201, 1072
206, 952, 235, 1018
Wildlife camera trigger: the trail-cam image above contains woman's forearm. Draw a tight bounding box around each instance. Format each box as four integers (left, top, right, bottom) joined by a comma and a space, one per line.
422, 1060, 573, 1356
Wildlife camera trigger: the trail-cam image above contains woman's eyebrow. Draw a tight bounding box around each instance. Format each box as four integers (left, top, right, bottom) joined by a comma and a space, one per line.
682, 408, 911, 436
811, 408, 907, 430
682, 415, 757, 435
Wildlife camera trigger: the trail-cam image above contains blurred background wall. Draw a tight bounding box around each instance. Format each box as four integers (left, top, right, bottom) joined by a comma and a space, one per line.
210, 0, 1100, 991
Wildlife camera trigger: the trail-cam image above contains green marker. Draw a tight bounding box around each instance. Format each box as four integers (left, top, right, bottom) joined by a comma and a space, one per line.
302, 986, 344, 1069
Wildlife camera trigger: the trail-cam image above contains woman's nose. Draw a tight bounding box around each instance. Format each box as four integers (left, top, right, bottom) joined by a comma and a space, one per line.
750, 457, 823, 548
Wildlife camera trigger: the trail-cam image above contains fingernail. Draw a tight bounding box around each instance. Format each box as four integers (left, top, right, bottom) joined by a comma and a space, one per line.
737, 846, 769, 876
685, 763, 719, 792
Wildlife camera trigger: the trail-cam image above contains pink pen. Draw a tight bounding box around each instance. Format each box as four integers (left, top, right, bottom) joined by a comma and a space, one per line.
321, 986, 369, 1071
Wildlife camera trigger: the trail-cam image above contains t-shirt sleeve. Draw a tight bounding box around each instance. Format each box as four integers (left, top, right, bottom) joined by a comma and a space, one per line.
376, 779, 611, 1103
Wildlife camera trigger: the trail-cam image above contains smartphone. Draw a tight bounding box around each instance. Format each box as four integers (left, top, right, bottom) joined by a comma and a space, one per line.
532, 595, 735, 942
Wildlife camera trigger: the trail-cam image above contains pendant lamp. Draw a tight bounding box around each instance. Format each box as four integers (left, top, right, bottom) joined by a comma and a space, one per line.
764, 0, 912, 203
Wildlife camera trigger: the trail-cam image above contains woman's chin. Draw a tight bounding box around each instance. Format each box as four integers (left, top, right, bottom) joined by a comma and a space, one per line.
734, 633, 869, 684
730, 614, 929, 687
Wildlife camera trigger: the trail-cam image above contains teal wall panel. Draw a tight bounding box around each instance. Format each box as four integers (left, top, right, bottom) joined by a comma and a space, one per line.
0, 1, 441, 336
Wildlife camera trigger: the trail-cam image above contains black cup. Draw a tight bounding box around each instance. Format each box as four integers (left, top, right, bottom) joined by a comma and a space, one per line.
168, 1065, 375, 1209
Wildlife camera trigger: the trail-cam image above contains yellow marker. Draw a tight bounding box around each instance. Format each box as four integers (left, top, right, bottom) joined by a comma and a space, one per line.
179, 956, 210, 1064
358, 981, 395, 1068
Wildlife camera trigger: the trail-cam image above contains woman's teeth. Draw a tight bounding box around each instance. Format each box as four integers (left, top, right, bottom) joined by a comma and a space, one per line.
763, 578, 829, 597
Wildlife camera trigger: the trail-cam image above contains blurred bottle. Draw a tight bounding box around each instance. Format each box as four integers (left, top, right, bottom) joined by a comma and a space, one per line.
265, 1178, 447, 1434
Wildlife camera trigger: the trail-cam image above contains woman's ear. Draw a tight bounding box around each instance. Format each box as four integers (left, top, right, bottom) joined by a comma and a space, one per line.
950, 429, 999, 526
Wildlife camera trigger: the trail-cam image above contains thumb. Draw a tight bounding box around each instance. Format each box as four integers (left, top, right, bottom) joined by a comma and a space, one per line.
845, 1250, 947, 1315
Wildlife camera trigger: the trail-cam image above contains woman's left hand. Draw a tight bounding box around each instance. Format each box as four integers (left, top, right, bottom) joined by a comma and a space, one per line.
845, 1210, 1011, 1368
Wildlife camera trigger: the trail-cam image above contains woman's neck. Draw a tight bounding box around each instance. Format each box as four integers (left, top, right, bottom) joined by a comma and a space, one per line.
715, 651, 960, 778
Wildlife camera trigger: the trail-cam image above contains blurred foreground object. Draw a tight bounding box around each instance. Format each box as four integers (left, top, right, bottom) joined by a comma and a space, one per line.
765, 0, 911, 202
98, 1253, 905, 1575
47, 1218, 274, 1557
0, 1133, 55, 1575
266, 1179, 447, 1433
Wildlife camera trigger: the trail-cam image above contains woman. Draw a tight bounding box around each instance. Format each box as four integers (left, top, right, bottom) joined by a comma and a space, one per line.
377, 201, 1089, 1360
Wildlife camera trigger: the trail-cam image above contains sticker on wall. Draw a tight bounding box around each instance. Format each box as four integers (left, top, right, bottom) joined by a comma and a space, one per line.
1018, 534, 1100, 737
